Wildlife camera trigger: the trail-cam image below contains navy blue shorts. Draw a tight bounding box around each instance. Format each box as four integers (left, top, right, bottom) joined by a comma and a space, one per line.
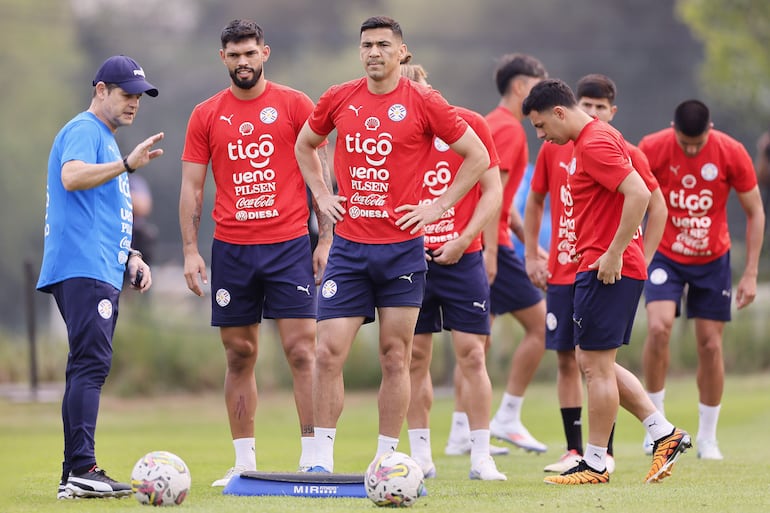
572, 271, 644, 351
210, 236, 317, 327
490, 246, 544, 316
545, 284, 575, 351
318, 236, 427, 324
415, 250, 491, 335
644, 251, 732, 321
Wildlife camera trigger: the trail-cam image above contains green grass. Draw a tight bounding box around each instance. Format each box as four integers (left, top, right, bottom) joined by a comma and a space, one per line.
2, 375, 769, 512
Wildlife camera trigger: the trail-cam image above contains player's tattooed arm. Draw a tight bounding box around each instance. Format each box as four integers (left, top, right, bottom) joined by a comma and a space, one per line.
315, 145, 335, 243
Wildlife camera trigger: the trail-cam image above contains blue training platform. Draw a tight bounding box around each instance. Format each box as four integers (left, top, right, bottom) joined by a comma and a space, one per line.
222, 471, 367, 498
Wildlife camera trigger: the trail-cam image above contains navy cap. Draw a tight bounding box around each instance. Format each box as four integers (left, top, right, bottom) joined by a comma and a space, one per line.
92, 55, 158, 97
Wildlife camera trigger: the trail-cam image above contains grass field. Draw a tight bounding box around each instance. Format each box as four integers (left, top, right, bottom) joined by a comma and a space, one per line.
2, 374, 769, 512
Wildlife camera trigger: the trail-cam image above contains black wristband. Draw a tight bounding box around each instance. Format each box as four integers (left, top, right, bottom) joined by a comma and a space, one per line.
123, 156, 135, 174
128, 248, 143, 260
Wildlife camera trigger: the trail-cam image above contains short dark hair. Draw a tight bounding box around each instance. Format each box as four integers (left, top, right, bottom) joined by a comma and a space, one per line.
522, 79, 577, 116
360, 16, 403, 39
576, 74, 617, 103
221, 19, 264, 48
673, 100, 710, 137
494, 53, 547, 96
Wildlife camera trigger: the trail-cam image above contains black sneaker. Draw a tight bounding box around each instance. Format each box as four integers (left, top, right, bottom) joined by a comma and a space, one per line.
66, 466, 132, 498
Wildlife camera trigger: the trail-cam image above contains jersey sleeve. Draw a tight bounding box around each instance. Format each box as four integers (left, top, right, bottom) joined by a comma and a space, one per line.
307, 85, 341, 137
181, 105, 212, 165
726, 139, 759, 193
530, 144, 550, 195
580, 136, 633, 192
424, 89, 467, 146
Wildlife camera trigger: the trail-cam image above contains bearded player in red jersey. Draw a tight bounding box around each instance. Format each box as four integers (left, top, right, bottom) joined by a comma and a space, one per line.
180, 19, 333, 485
523, 79, 691, 485
639, 100, 765, 460
294, 16, 489, 473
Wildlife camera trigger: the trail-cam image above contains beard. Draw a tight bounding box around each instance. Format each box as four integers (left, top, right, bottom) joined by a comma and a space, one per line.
229, 65, 263, 90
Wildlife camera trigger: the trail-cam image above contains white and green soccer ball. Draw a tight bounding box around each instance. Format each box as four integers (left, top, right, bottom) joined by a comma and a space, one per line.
131, 451, 191, 506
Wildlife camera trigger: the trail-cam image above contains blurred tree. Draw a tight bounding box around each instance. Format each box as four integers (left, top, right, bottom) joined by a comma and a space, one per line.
0, 0, 84, 329
676, 0, 770, 136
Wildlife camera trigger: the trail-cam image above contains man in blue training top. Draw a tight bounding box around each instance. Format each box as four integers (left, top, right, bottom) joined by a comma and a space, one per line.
38, 55, 164, 499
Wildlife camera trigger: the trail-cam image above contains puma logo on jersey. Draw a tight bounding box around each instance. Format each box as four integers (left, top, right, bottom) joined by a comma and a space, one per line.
398, 273, 414, 283
559, 161, 570, 172
296, 284, 311, 296
220, 114, 234, 125
348, 105, 363, 116
670, 165, 680, 175
472, 300, 487, 311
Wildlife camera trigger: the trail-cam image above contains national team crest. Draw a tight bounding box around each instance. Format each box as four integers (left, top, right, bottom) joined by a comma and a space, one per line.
321, 280, 338, 298
216, 288, 231, 307
97, 299, 113, 320
701, 163, 718, 181
433, 137, 449, 152
388, 104, 407, 122
260, 107, 278, 124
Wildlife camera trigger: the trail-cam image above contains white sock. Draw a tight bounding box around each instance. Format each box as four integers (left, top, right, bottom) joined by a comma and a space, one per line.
448, 412, 470, 442
647, 389, 666, 416
583, 443, 607, 472
376, 435, 399, 459
494, 393, 523, 424
299, 436, 314, 469
697, 403, 721, 441
314, 427, 336, 472
469, 429, 491, 466
233, 437, 256, 470
408, 429, 432, 464
642, 411, 675, 442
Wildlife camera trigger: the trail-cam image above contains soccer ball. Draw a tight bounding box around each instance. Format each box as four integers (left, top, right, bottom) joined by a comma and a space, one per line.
130, 451, 191, 506
365, 451, 425, 507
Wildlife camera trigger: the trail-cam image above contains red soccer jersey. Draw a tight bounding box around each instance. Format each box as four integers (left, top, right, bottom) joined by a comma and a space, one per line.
420, 106, 500, 253
570, 119, 647, 280
639, 127, 757, 264
307, 76, 468, 244
531, 140, 579, 284
182, 83, 316, 244
485, 106, 528, 248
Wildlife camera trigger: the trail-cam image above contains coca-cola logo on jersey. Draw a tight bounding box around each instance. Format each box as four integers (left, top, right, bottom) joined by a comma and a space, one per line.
424, 219, 455, 234
236, 195, 276, 209
423, 162, 452, 196
350, 192, 386, 207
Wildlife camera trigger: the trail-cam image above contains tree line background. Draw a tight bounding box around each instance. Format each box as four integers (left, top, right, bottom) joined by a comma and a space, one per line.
1, 0, 769, 335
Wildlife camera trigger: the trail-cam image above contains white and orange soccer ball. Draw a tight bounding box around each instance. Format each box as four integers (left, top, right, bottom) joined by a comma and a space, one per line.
365, 451, 425, 507
130, 451, 191, 506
